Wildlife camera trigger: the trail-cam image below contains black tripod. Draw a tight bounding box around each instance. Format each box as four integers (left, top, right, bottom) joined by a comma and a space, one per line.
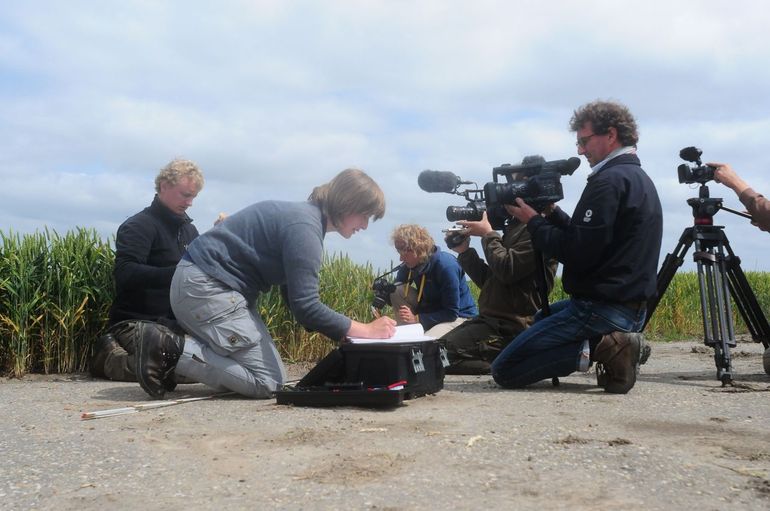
643, 183, 770, 385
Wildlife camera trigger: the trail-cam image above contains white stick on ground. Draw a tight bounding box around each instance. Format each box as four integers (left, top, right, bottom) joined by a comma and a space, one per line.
80, 392, 234, 420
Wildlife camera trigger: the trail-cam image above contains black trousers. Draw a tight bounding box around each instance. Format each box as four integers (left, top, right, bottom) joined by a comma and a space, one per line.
441, 316, 523, 375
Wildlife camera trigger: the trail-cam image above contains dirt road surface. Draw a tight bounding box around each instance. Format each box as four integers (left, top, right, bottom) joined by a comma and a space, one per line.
2, 340, 769, 510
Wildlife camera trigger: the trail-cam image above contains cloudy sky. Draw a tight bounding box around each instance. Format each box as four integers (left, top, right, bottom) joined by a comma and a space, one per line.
2, 0, 770, 276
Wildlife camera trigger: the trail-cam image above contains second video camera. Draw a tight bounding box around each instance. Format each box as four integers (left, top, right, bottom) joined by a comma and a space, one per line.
678, 146, 715, 184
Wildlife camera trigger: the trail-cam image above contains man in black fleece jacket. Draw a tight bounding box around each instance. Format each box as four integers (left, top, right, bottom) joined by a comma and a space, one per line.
492, 100, 663, 394
90, 159, 204, 381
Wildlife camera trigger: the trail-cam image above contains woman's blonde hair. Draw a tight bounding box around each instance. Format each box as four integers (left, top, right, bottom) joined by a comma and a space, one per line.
155, 158, 204, 193
308, 168, 386, 227
391, 224, 435, 264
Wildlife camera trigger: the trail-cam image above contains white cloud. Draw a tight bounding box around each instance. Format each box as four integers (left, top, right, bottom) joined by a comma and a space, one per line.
1, 0, 770, 278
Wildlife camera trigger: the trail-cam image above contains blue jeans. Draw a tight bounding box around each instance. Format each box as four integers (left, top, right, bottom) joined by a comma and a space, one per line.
491, 299, 647, 388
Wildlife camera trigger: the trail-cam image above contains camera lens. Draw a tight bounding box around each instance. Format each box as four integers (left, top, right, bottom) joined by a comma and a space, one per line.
446, 205, 483, 222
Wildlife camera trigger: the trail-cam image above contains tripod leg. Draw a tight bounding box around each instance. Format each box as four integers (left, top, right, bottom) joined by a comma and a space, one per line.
643, 228, 693, 331
713, 254, 736, 384
693, 234, 735, 385
722, 241, 770, 350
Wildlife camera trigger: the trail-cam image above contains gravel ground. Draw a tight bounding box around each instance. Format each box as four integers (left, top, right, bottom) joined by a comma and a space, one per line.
2, 340, 769, 511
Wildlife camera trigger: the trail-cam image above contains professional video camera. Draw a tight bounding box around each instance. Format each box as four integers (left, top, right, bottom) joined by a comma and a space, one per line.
418, 156, 581, 230
371, 265, 403, 310
678, 146, 716, 184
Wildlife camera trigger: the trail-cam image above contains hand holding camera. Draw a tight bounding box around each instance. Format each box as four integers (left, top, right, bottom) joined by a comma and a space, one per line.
442, 225, 471, 251
505, 198, 539, 224
456, 211, 493, 236
708, 162, 749, 195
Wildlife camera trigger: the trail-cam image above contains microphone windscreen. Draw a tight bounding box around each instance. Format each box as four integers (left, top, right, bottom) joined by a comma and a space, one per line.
679, 146, 702, 162
418, 170, 460, 193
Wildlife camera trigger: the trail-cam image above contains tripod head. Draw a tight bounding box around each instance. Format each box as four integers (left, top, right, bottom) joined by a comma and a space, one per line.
687, 184, 721, 225
686, 183, 752, 225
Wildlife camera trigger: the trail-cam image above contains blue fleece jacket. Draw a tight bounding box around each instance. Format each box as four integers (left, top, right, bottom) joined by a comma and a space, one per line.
395, 246, 478, 331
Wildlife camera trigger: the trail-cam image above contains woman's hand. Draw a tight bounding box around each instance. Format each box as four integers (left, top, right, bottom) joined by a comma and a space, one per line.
369, 315, 397, 338
347, 316, 397, 339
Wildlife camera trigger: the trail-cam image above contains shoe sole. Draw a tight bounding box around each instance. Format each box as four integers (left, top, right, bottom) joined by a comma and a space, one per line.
134, 323, 167, 400
639, 342, 652, 365
596, 363, 608, 388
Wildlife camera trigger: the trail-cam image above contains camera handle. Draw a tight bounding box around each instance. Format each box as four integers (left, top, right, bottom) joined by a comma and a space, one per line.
720, 205, 752, 220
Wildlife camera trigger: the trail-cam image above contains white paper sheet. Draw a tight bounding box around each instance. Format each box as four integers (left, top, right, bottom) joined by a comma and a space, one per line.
347, 323, 435, 344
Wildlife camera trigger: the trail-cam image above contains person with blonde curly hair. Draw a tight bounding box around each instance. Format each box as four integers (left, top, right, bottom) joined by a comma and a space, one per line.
90, 158, 206, 383
134, 168, 397, 400
388, 224, 477, 338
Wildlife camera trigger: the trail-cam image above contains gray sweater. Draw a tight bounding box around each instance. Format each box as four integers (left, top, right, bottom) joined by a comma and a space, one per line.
186, 200, 351, 341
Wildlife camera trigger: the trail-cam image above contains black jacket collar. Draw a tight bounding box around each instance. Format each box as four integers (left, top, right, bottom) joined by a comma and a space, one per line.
148, 195, 193, 227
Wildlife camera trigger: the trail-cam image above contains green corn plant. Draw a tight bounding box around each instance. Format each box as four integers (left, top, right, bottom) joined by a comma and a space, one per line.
40, 228, 113, 373
0, 229, 113, 376
0, 231, 47, 376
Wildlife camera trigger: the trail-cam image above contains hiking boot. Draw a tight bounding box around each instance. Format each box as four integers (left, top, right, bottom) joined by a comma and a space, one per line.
89, 333, 121, 378
593, 331, 642, 394
135, 321, 185, 400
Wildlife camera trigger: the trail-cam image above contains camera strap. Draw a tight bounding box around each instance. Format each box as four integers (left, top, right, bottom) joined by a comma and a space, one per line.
534, 250, 551, 317
405, 270, 427, 305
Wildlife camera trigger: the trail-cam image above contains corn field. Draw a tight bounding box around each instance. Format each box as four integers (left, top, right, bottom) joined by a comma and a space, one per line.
1, 229, 769, 377
0, 229, 113, 377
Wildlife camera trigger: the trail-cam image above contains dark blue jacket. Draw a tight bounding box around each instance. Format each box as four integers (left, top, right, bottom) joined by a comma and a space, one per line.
109, 196, 198, 325
526, 153, 662, 303
395, 246, 478, 331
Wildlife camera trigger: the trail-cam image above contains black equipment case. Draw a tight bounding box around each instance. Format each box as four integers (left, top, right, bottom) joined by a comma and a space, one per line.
275, 340, 449, 408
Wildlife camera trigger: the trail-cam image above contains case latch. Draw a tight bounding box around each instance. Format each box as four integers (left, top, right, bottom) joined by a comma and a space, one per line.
439, 346, 450, 368
410, 348, 425, 373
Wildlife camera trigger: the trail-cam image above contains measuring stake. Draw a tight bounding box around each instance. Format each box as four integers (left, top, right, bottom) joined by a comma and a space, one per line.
80, 392, 234, 420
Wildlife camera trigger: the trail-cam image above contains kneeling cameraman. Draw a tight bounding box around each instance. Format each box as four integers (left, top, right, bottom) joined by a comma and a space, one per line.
441, 156, 558, 375
492, 100, 663, 394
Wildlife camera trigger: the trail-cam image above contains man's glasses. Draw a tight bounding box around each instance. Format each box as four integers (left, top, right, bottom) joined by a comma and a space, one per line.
576, 133, 597, 147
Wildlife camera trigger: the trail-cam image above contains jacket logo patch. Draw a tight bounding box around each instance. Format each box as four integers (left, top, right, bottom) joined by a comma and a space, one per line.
583, 209, 593, 223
